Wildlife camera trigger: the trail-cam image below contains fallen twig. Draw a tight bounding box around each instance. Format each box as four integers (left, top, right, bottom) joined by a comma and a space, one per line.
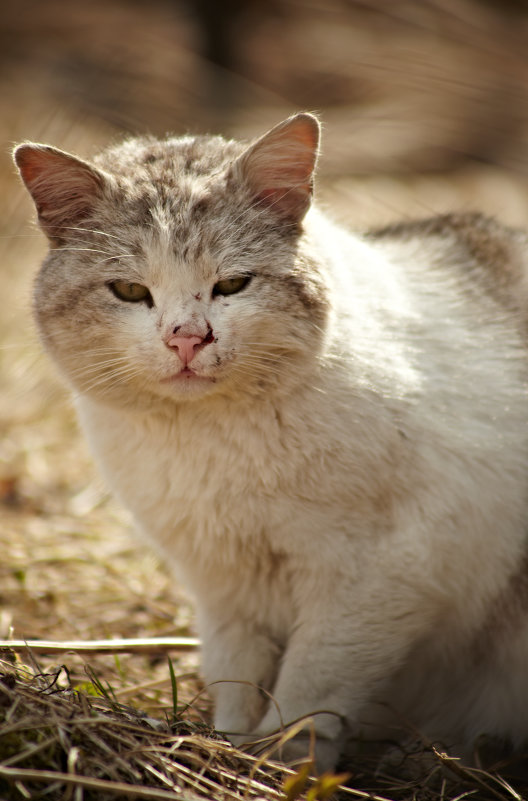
0, 637, 200, 655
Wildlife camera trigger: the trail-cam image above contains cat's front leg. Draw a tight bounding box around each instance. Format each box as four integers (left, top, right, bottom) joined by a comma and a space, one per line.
249, 628, 349, 771
198, 611, 282, 741
249, 572, 433, 771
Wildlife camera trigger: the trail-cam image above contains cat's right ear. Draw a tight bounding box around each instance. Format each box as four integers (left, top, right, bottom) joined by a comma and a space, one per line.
232, 112, 320, 225
13, 143, 107, 241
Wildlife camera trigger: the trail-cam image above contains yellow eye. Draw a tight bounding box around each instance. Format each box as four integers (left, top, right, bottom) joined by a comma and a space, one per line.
213, 275, 252, 297
109, 281, 153, 306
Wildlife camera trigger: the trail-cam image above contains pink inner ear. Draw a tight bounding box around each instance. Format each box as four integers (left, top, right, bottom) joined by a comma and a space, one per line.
238, 113, 320, 224
15, 144, 104, 238
254, 186, 312, 222
15, 150, 43, 185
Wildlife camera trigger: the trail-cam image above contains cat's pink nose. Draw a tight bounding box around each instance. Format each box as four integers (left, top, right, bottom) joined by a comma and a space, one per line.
166, 334, 204, 365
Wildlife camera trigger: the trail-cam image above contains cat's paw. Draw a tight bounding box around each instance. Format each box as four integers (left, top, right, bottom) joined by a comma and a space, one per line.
230, 727, 341, 773
274, 733, 341, 773
248, 706, 344, 771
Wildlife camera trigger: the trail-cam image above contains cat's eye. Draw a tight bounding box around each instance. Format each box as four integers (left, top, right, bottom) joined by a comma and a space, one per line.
109, 280, 153, 307
212, 275, 252, 297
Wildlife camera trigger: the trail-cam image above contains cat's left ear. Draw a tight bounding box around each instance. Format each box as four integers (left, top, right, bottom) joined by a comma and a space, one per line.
233, 112, 320, 224
14, 143, 108, 241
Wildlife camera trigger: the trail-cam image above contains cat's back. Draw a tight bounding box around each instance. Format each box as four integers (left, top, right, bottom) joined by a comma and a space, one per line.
307, 210, 528, 501
366, 212, 528, 320
309, 210, 528, 408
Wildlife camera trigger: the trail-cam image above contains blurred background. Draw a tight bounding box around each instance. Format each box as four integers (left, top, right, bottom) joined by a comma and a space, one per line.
3, 0, 528, 708
6, 0, 528, 172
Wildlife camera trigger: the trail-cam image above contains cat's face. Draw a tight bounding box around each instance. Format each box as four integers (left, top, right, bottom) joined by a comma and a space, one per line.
15, 114, 330, 409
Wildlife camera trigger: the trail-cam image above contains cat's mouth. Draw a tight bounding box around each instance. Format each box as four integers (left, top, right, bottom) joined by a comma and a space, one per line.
161, 367, 215, 384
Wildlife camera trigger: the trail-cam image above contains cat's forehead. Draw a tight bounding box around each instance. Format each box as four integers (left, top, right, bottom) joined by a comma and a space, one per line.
93, 134, 281, 278
100, 185, 257, 288
136, 204, 221, 285
96, 135, 245, 241
95, 134, 244, 182
108, 180, 250, 275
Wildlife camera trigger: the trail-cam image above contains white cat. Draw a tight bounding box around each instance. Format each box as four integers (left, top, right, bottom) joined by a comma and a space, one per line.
14, 113, 528, 770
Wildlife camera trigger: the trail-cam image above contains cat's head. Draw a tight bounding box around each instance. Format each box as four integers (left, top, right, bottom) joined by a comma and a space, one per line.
14, 113, 330, 409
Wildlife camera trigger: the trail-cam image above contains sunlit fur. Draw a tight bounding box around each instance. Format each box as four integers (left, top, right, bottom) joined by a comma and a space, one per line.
15, 114, 528, 771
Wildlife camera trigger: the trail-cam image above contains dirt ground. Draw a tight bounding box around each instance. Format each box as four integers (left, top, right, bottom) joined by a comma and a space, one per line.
3, 1, 528, 798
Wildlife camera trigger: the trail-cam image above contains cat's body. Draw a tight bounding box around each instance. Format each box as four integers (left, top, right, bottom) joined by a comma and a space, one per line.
15, 114, 528, 769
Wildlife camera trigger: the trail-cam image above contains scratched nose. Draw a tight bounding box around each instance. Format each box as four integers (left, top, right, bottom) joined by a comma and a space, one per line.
166, 334, 204, 365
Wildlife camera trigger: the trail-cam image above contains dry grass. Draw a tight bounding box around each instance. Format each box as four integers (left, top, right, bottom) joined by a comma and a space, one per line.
0, 655, 285, 801
1, 655, 528, 801
3, 1, 528, 798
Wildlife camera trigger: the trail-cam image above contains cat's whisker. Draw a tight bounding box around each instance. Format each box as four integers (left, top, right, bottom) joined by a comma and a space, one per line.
238, 351, 301, 366
240, 345, 299, 357
63, 226, 122, 241
53, 242, 138, 262
40, 344, 126, 359
220, 180, 305, 234
51, 246, 121, 257
235, 360, 284, 374
69, 356, 134, 374
101, 254, 137, 262
73, 365, 132, 386
227, 189, 307, 238
237, 355, 299, 369
68, 360, 133, 380
57, 226, 137, 260
230, 365, 275, 380
77, 364, 146, 394
50, 242, 116, 259
228, 362, 283, 383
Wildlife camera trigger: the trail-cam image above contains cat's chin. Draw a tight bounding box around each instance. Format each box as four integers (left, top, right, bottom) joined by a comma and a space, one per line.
159, 368, 217, 396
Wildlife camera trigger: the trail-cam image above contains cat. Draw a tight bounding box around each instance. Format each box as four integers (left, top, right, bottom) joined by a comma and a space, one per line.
14, 112, 528, 772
